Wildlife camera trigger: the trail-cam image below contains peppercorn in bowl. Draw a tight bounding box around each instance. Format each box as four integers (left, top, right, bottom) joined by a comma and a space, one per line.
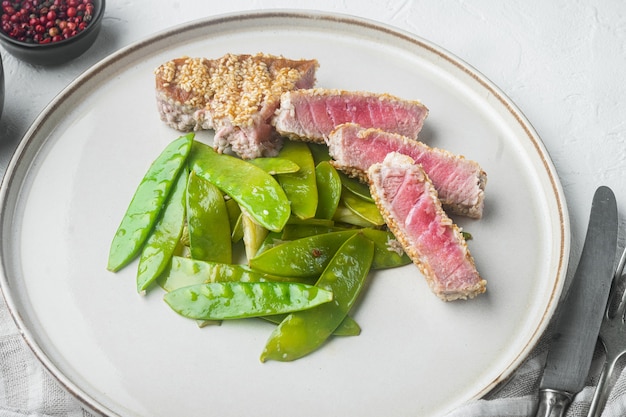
0, 0, 105, 66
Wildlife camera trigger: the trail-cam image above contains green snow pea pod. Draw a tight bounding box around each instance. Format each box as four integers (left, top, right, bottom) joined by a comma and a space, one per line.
260, 233, 374, 362
276, 140, 318, 220
108, 133, 194, 272
159, 254, 230, 328
333, 203, 378, 228
163, 282, 333, 320
158, 256, 208, 292
281, 217, 341, 239
286, 217, 335, 227
188, 142, 290, 232
159, 256, 261, 292
360, 228, 411, 269
158, 256, 304, 293
136, 169, 188, 293
254, 231, 284, 257
341, 189, 385, 226
249, 230, 360, 278
339, 171, 374, 203
248, 157, 300, 175
315, 160, 342, 220
231, 212, 244, 243
261, 314, 361, 337
281, 224, 344, 240
242, 211, 269, 260
225, 199, 242, 241
277, 226, 409, 268
186, 171, 232, 264
281, 218, 353, 240
307, 142, 332, 165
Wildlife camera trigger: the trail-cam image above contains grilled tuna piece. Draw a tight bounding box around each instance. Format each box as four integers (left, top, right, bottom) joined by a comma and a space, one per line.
272, 89, 429, 143
155, 53, 318, 159
368, 152, 486, 301
327, 123, 486, 219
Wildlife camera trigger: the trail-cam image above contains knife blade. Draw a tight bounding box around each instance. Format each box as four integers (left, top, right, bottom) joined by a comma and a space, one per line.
534, 186, 618, 417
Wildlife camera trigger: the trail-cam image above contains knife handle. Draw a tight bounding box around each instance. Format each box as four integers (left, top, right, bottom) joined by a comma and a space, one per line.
534, 389, 573, 417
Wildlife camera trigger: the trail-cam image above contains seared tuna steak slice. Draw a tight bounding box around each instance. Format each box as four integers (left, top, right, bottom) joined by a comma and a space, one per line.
327, 123, 486, 219
155, 53, 318, 159
368, 152, 486, 301
272, 89, 428, 143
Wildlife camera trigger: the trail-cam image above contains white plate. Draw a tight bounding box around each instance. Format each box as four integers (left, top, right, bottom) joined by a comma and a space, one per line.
0, 10, 569, 417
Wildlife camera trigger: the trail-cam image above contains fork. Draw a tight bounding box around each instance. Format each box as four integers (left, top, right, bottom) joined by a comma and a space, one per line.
587, 245, 626, 417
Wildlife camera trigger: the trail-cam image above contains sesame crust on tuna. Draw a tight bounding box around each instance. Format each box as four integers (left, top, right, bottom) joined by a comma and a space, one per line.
154, 53, 318, 159
327, 123, 487, 219
155, 54, 318, 128
368, 153, 486, 301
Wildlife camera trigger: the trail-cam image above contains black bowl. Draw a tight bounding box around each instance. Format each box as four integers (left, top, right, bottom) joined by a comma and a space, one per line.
0, 0, 105, 66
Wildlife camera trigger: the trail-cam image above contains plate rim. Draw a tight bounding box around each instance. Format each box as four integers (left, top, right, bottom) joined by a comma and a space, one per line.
0, 9, 571, 416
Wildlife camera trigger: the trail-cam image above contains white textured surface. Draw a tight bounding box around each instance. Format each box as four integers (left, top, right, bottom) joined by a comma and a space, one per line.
0, 0, 625, 416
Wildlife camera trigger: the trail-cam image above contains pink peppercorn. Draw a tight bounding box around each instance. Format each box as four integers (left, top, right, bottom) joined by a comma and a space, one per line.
0, 0, 95, 44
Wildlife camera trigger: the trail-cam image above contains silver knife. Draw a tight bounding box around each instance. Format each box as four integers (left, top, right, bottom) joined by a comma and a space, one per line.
534, 186, 618, 417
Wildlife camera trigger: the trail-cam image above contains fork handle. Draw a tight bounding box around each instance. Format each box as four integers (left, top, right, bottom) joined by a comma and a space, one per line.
587, 357, 618, 417
535, 389, 573, 417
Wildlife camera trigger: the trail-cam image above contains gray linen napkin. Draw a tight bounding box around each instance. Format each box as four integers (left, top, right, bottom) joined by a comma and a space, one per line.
445, 321, 626, 417
0, 296, 96, 417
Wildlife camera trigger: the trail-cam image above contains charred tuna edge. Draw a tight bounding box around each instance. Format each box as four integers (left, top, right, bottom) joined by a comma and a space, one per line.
272, 88, 429, 143
368, 152, 486, 301
327, 123, 487, 219
154, 53, 319, 159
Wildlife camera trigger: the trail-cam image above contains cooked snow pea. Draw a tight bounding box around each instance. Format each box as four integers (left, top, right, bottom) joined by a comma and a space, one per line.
225, 199, 242, 242
341, 189, 385, 226
231, 212, 244, 243
286, 217, 335, 227
242, 211, 269, 260
276, 140, 318, 220
330, 316, 362, 336
248, 157, 300, 174
260, 233, 374, 362
159, 256, 262, 292
158, 256, 208, 292
188, 142, 290, 232
136, 169, 188, 293
273, 226, 409, 268
261, 313, 361, 337
360, 228, 411, 269
163, 282, 333, 320
162, 255, 254, 328
254, 231, 284, 257
259, 220, 343, 253
315, 161, 342, 220
281, 224, 344, 240
281, 217, 340, 239
249, 230, 360, 278
107, 133, 194, 272
158, 256, 304, 293
186, 171, 232, 264
225, 198, 240, 220
307, 142, 332, 165
339, 171, 374, 203
333, 202, 378, 227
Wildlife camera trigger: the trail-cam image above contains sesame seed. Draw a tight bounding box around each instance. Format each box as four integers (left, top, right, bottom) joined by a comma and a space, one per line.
155, 53, 310, 128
